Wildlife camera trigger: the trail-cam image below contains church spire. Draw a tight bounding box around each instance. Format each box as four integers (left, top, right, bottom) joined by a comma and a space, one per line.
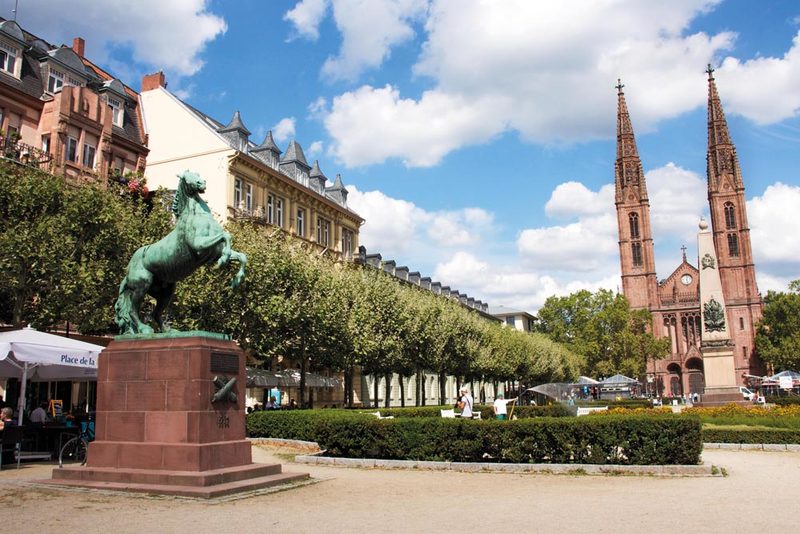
706, 64, 743, 191
615, 79, 648, 203
613, 79, 658, 310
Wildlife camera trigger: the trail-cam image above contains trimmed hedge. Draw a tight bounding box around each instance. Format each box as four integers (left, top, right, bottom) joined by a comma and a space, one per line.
573, 399, 653, 409
768, 397, 800, 407
702, 426, 800, 444
247, 410, 702, 465
352, 405, 571, 419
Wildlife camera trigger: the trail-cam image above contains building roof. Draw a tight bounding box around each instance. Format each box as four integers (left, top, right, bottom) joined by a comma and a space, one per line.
219, 110, 251, 135
0, 17, 147, 149
281, 140, 310, 167
487, 305, 535, 318
251, 130, 281, 154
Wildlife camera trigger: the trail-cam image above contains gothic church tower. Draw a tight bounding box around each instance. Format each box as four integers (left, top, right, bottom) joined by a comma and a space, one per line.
705, 66, 763, 373
614, 80, 659, 310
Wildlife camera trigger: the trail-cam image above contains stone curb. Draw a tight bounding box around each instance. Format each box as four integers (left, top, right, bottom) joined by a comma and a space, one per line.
704, 442, 800, 452
293, 454, 714, 476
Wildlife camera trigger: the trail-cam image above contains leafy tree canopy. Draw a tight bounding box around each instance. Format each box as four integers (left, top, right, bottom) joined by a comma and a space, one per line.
756, 280, 800, 372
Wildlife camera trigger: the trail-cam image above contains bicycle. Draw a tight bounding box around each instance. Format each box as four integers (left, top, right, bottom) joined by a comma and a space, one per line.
58, 420, 95, 468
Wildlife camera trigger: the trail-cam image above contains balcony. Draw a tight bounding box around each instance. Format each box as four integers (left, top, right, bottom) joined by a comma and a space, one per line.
0, 135, 53, 170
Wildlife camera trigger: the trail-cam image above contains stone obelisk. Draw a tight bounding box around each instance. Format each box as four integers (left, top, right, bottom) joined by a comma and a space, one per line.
697, 218, 742, 405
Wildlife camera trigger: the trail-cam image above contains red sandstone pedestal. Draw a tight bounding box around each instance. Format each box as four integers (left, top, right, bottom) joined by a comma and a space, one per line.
50, 335, 307, 498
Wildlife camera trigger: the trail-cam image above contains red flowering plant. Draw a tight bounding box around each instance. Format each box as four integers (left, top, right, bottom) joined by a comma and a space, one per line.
110, 170, 149, 198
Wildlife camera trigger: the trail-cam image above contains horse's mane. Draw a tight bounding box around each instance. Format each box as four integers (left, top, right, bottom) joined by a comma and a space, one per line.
172, 173, 197, 217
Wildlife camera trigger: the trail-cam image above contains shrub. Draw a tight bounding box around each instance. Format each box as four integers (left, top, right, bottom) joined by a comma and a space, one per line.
247, 410, 701, 465
769, 397, 800, 407
702, 426, 800, 444
572, 399, 654, 409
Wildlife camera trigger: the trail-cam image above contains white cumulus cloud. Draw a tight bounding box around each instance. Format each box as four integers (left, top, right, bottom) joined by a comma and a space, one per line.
18, 0, 226, 77
320, 0, 428, 82
284, 0, 329, 41
646, 163, 708, 241
312, 1, 800, 168
748, 182, 800, 273
272, 118, 297, 143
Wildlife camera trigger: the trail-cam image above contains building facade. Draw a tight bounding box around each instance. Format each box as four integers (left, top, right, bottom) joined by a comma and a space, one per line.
138, 72, 362, 260
488, 306, 536, 332
615, 71, 763, 397
0, 19, 147, 183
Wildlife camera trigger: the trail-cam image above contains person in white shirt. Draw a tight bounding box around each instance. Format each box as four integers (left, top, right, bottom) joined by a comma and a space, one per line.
492, 392, 517, 420
457, 387, 473, 418
29, 402, 48, 424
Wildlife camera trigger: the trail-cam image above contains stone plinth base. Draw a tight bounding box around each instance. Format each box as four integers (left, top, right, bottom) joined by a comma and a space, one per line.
51, 463, 308, 499
696, 386, 748, 407
49, 335, 307, 497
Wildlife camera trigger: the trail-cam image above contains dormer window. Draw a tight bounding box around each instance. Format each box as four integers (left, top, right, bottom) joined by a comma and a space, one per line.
48, 67, 64, 93
0, 41, 18, 77
107, 97, 124, 127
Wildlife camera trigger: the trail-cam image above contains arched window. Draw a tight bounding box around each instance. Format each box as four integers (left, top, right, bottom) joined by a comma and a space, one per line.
632, 242, 643, 266
628, 212, 640, 238
724, 202, 736, 229
727, 232, 739, 257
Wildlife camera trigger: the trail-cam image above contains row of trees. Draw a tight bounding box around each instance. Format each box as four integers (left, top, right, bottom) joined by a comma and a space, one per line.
170, 222, 582, 407
534, 289, 670, 379
0, 163, 580, 408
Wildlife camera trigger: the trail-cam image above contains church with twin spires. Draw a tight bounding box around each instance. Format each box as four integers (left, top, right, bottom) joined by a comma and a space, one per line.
614, 67, 763, 398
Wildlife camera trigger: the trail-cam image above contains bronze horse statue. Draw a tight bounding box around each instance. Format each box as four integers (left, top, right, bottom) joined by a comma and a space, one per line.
114, 170, 247, 335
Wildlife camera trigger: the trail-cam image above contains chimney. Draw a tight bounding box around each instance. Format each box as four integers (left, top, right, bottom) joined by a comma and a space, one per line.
72, 37, 85, 57
141, 71, 167, 92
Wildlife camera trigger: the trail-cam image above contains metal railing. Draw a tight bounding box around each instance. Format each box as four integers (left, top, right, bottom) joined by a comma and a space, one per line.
0, 135, 52, 170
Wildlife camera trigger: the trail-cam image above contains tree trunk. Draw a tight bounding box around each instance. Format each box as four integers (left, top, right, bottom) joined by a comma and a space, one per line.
384, 373, 391, 408
345, 367, 354, 408
299, 342, 307, 409
399, 376, 406, 407
418, 368, 426, 406
373, 375, 379, 408
439, 371, 446, 406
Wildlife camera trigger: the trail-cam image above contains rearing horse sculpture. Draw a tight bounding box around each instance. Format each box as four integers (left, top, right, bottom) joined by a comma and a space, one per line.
114, 170, 247, 335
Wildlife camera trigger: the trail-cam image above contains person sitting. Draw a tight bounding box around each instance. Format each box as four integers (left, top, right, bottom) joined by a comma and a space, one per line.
0, 406, 15, 432
29, 401, 48, 424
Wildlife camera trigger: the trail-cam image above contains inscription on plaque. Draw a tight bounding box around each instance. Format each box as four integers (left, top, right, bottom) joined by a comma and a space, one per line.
210, 352, 239, 374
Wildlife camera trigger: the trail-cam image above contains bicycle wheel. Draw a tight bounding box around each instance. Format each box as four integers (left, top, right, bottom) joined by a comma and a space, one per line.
59, 437, 88, 467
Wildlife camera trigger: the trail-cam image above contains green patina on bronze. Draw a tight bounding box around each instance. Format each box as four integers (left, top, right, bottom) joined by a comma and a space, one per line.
703, 297, 726, 332
114, 330, 231, 341
114, 170, 247, 335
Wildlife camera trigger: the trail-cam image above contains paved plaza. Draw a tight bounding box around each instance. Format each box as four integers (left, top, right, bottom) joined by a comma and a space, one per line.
1, 444, 798, 533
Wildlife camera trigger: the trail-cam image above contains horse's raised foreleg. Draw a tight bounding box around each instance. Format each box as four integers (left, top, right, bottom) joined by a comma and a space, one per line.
228, 249, 247, 288
217, 231, 233, 267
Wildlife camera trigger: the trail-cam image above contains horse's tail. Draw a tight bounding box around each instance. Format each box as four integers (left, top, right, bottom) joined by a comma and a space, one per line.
114, 275, 131, 333
114, 247, 146, 334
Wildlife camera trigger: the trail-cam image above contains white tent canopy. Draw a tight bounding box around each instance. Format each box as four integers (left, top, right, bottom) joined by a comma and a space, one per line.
0, 327, 104, 424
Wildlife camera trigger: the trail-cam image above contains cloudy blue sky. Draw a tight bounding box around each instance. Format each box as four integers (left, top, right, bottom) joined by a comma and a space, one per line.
14, 0, 800, 310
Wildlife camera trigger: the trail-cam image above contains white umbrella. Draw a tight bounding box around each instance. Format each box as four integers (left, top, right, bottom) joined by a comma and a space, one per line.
0, 327, 105, 424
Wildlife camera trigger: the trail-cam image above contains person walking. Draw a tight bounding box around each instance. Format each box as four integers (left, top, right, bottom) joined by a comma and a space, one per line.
492, 392, 517, 420
457, 387, 474, 418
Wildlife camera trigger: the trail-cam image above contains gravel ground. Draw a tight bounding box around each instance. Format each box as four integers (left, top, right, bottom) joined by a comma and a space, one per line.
1, 445, 798, 534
